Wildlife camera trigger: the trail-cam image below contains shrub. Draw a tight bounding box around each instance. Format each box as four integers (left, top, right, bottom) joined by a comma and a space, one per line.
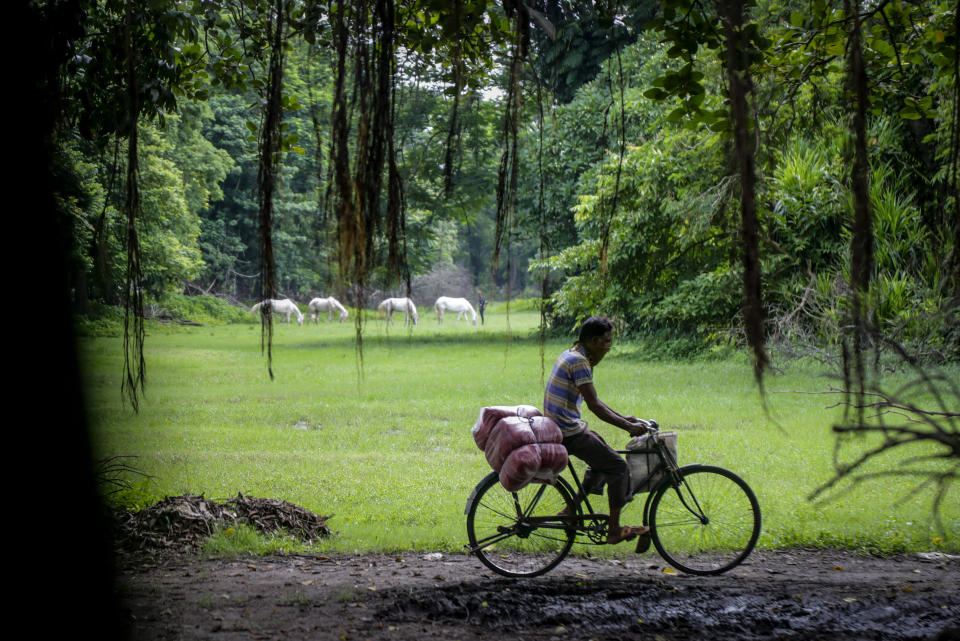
151, 292, 252, 325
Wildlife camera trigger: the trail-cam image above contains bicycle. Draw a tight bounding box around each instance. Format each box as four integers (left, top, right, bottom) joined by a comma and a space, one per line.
464, 422, 761, 578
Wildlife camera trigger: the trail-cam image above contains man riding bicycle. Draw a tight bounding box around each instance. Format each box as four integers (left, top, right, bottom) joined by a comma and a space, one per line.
543, 315, 650, 545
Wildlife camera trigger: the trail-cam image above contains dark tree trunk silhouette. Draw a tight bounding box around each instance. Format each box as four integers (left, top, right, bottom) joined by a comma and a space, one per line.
720, 0, 768, 382
16, 1, 123, 636
842, 0, 874, 422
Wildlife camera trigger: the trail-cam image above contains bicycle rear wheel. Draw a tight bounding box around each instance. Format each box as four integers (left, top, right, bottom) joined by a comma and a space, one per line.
466, 472, 576, 578
649, 465, 760, 575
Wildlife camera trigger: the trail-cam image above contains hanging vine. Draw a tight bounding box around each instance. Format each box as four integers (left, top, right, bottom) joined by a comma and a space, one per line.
377, 0, 406, 294
948, 0, 960, 310
536, 79, 549, 385
597, 43, 627, 286
329, 0, 406, 369
720, 0, 768, 383
841, 0, 875, 423
305, 45, 332, 292
386, 82, 410, 294
492, 0, 529, 286
256, 0, 287, 381
121, 0, 145, 412
442, 1, 465, 199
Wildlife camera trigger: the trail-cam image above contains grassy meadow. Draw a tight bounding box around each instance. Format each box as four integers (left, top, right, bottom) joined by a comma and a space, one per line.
82, 303, 959, 556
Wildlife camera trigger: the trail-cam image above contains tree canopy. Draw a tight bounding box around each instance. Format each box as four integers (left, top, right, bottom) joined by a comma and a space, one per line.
35, 0, 959, 398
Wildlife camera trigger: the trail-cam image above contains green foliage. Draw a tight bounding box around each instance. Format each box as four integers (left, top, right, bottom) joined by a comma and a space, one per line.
153, 293, 253, 325
75, 302, 128, 337
528, 0, 659, 103
137, 123, 206, 294
530, 0, 958, 360
53, 0, 959, 362
766, 136, 846, 273
538, 99, 737, 343
488, 297, 542, 313
76, 294, 252, 338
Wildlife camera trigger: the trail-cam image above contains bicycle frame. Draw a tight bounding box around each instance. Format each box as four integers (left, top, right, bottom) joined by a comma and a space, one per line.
569, 427, 709, 540
465, 425, 761, 577
560, 430, 694, 544
464, 428, 708, 552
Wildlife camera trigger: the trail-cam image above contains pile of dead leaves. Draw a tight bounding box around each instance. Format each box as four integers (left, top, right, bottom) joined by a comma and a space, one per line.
113, 493, 333, 551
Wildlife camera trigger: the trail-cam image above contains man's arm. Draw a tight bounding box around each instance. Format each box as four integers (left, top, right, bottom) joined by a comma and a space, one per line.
580, 382, 648, 435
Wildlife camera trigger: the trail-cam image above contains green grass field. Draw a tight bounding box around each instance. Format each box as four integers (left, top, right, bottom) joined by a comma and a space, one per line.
82, 305, 959, 556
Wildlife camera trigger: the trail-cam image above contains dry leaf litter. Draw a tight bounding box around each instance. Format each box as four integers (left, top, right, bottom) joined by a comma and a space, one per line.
113, 493, 332, 551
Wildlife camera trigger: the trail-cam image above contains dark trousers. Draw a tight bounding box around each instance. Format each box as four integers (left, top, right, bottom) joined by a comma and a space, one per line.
562, 428, 629, 509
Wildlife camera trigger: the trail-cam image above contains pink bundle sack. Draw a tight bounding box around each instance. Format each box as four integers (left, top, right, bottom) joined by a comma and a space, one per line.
527, 415, 563, 444
499, 444, 542, 491
533, 443, 568, 483
472, 406, 568, 492
499, 442, 570, 491
472, 405, 541, 450
484, 416, 538, 471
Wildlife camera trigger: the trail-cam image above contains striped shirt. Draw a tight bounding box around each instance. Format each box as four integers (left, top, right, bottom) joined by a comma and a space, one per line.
543, 346, 592, 437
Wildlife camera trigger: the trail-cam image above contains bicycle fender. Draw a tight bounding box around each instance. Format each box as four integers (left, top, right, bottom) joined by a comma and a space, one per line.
464, 471, 499, 514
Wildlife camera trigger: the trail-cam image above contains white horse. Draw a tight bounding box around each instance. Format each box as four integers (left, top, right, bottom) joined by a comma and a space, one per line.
308, 296, 349, 324
434, 296, 478, 325
251, 298, 304, 325
378, 297, 418, 326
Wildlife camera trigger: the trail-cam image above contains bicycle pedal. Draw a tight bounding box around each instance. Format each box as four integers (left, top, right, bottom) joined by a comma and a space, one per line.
634, 531, 651, 554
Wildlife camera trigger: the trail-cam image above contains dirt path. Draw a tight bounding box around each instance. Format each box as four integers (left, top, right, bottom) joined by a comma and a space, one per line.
116, 549, 959, 640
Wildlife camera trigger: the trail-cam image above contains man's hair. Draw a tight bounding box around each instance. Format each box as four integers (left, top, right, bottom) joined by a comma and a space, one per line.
578, 316, 614, 343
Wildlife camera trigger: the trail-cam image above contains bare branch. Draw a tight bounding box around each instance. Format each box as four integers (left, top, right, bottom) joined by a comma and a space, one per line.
809, 332, 959, 533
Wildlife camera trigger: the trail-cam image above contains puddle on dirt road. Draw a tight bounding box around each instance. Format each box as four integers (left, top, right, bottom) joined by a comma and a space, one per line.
381, 576, 960, 640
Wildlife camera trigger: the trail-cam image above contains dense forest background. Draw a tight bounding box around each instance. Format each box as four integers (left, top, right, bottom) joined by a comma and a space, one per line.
51, 0, 958, 362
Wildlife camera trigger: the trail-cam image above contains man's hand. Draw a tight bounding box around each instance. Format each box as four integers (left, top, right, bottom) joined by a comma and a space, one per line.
626, 419, 650, 436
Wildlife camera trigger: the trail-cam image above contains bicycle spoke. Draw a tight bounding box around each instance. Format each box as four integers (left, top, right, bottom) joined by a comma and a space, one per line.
469, 530, 517, 551
476, 499, 521, 523
520, 484, 548, 519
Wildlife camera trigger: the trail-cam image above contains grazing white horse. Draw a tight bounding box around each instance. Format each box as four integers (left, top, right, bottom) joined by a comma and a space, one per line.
251, 298, 304, 325
434, 296, 478, 325
308, 296, 349, 324
378, 297, 418, 326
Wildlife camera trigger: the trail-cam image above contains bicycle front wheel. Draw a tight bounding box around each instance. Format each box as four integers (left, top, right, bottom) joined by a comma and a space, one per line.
466, 472, 576, 578
649, 465, 760, 575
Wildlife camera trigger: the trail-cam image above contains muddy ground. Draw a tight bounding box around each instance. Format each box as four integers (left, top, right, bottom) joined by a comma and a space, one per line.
116, 548, 959, 640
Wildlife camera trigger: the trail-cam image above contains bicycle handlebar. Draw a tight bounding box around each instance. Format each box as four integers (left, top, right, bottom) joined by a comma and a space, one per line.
636, 418, 658, 435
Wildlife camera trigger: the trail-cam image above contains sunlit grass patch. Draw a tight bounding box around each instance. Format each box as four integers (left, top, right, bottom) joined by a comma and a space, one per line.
84, 317, 959, 556
203, 523, 303, 557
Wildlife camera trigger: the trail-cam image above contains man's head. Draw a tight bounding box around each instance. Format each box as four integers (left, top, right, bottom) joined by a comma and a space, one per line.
578, 316, 615, 365
578, 316, 614, 343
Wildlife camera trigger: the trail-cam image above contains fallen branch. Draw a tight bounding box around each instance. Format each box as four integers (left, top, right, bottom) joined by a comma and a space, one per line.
113, 493, 333, 551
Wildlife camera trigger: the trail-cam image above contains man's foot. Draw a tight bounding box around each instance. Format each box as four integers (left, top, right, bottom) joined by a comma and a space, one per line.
634, 529, 651, 553
606, 525, 649, 545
